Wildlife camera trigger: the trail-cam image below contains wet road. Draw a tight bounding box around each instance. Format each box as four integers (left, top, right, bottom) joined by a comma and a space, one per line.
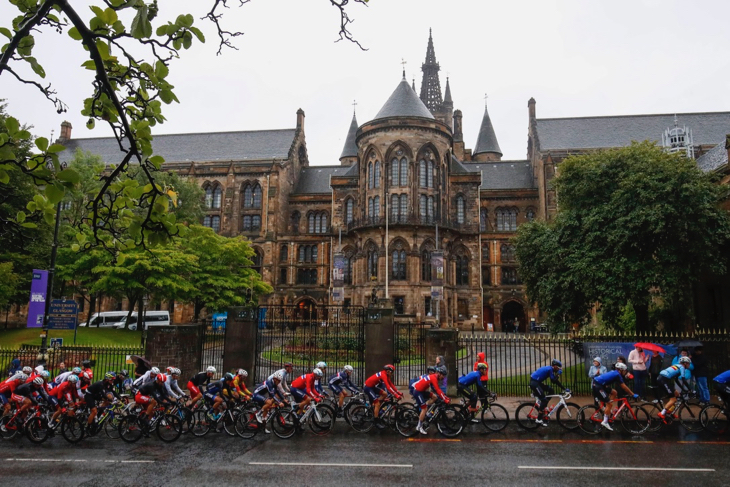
1, 422, 728, 487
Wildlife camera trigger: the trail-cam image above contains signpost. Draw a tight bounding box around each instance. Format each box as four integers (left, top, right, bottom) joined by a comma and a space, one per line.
47, 299, 77, 330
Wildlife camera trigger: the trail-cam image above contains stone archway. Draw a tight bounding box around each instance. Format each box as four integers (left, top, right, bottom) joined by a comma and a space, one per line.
501, 300, 526, 333
294, 297, 316, 326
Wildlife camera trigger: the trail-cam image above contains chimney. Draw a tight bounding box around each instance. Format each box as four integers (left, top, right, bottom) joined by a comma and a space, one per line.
296, 108, 305, 131
58, 121, 72, 142
528, 98, 536, 121
453, 109, 463, 142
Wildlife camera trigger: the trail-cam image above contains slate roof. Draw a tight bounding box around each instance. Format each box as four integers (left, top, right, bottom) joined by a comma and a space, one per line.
343, 161, 359, 177
536, 112, 730, 151
462, 160, 535, 190
294, 166, 350, 194
373, 77, 435, 122
696, 142, 729, 173
473, 104, 502, 156
58, 129, 297, 165
339, 113, 359, 159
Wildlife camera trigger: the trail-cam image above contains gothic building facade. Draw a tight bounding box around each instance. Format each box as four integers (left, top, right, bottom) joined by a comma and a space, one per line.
58, 33, 730, 331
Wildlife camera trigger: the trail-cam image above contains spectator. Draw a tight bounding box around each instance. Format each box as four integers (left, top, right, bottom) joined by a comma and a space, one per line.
8, 357, 21, 377
628, 346, 648, 399
672, 349, 695, 371
692, 346, 710, 406
57, 361, 68, 374
435, 355, 448, 393
588, 357, 607, 383
648, 350, 664, 398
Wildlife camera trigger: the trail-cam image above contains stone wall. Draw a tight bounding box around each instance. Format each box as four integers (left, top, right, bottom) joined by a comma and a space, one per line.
144, 325, 203, 381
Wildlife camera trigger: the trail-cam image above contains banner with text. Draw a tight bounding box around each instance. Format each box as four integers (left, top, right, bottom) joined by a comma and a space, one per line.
582, 342, 678, 375
27, 269, 48, 328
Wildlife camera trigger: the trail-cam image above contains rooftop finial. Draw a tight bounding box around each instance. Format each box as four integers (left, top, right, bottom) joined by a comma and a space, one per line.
401, 58, 407, 79
674, 114, 679, 127
485, 93, 488, 107
352, 99, 357, 115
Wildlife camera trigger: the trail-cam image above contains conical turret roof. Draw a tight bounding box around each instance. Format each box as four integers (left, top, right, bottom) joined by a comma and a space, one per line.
339, 112, 359, 159
473, 103, 502, 156
373, 74, 435, 121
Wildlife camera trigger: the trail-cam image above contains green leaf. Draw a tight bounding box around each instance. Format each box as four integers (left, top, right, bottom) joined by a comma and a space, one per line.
70, 243, 80, 252
81, 59, 97, 71
35, 136, 49, 152
149, 155, 165, 167
86, 118, 95, 129
0, 169, 9, 184
5, 117, 19, 135
45, 183, 64, 204
48, 143, 66, 153
68, 27, 82, 40
16, 211, 25, 223
154, 60, 168, 79
190, 27, 205, 43
95, 40, 110, 60
17, 35, 34, 56
175, 14, 194, 28
101, 7, 118, 25
130, 5, 152, 39
28, 57, 45, 78
0, 27, 12, 40
57, 168, 81, 184
20, 222, 37, 229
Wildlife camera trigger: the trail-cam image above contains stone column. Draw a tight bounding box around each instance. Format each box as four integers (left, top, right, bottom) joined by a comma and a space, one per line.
223, 307, 259, 388
425, 327, 459, 396
364, 306, 394, 379
144, 324, 203, 382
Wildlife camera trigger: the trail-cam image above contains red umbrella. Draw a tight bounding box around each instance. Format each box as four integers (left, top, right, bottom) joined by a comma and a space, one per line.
634, 342, 665, 354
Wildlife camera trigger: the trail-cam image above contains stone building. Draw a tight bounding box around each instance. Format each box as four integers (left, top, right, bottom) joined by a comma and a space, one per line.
56, 32, 730, 330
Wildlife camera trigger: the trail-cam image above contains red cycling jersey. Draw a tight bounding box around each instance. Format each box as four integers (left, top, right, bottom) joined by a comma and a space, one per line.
290, 373, 321, 398
364, 371, 401, 397
413, 373, 447, 401
50, 381, 80, 403
0, 377, 23, 394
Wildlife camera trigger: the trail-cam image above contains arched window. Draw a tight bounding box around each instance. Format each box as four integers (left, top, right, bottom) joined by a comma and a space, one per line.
428, 196, 434, 219
252, 215, 261, 231
291, 211, 300, 234
421, 249, 432, 282
456, 255, 469, 286
419, 160, 427, 188
480, 208, 488, 231
374, 161, 381, 188
251, 249, 263, 276
400, 194, 407, 221
368, 198, 375, 219
508, 208, 517, 230
501, 244, 516, 263
345, 198, 354, 224
211, 216, 221, 233
297, 245, 318, 263
391, 158, 399, 187
428, 160, 434, 188
373, 196, 380, 216
203, 215, 211, 227
501, 267, 519, 285
391, 194, 399, 219
205, 187, 213, 208
213, 187, 222, 209
392, 249, 406, 280
251, 183, 262, 208
456, 195, 465, 224
420, 194, 427, 220
400, 157, 408, 186
279, 245, 288, 263
367, 247, 378, 280
482, 242, 490, 262
496, 207, 518, 231
368, 161, 373, 189
243, 184, 253, 208
307, 212, 328, 234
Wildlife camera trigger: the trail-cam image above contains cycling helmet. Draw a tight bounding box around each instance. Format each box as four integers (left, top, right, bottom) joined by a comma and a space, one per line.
383, 364, 395, 372
150, 367, 160, 375
22, 366, 32, 374
283, 362, 293, 368
104, 371, 116, 380
33, 377, 44, 386
81, 372, 91, 380
343, 365, 354, 373
206, 366, 216, 374
72, 367, 82, 374
224, 372, 234, 381
237, 369, 248, 378
313, 368, 323, 378
614, 362, 628, 371
477, 362, 488, 371
35, 365, 44, 373
679, 356, 691, 364
273, 371, 284, 381
551, 359, 563, 367
156, 373, 167, 383
166, 366, 175, 374
67, 374, 79, 384
118, 369, 128, 377
40, 370, 50, 379
426, 366, 437, 374
316, 361, 327, 369
172, 368, 181, 375
436, 366, 448, 376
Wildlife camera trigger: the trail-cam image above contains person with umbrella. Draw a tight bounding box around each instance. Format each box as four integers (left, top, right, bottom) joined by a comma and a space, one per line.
648, 349, 664, 397
629, 345, 649, 399
131, 355, 152, 379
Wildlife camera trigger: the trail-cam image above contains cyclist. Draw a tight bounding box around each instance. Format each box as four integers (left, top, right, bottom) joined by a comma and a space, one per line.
133, 366, 160, 390
328, 365, 359, 411
83, 372, 117, 432
252, 371, 286, 428
529, 359, 568, 426
290, 368, 324, 417
135, 373, 173, 428
591, 362, 639, 431
81, 360, 93, 380
458, 362, 491, 414
232, 369, 253, 401
49, 374, 81, 427
412, 366, 450, 434
12, 376, 46, 417
657, 356, 693, 420
53, 366, 82, 387
205, 372, 236, 420
364, 365, 402, 424
0, 372, 28, 415
113, 370, 131, 398
27, 365, 44, 382
713, 369, 730, 407
187, 366, 216, 408
267, 362, 293, 396
164, 368, 186, 401
315, 361, 328, 396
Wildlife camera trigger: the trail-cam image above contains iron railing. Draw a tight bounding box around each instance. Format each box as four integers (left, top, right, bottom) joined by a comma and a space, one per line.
393, 322, 427, 385
200, 323, 225, 373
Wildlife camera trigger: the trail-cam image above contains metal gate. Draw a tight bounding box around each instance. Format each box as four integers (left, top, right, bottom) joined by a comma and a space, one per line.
393, 321, 426, 385
254, 305, 366, 385
200, 324, 225, 373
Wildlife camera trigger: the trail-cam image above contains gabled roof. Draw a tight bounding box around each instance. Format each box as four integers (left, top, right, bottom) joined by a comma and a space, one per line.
536, 112, 730, 151
58, 129, 298, 164
339, 113, 359, 159
696, 142, 729, 173
294, 166, 350, 194
463, 160, 535, 190
473, 104, 502, 156
343, 161, 359, 177
373, 77, 435, 122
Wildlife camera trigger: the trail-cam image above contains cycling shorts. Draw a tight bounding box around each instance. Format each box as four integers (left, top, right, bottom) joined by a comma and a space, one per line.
328, 384, 343, 395
203, 391, 219, 402
134, 392, 152, 406
251, 394, 268, 406
46, 395, 59, 408
657, 377, 675, 399
11, 393, 26, 404
290, 387, 307, 403
187, 381, 202, 397
413, 389, 430, 408
592, 385, 610, 404
0, 391, 10, 405
84, 394, 103, 409
364, 385, 384, 402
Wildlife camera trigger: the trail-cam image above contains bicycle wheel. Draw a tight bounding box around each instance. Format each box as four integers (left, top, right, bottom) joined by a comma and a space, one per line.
481, 403, 509, 432
348, 404, 374, 433
156, 414, 182, 442
620, 406, 650, 434
0, 414, 22, 440
234, 410, 259, 439
436, 405, 464, 438
118, 416, 143, 443
678, 403, 704, 433
380, 403, 398, 430
178, 407, 195, 434
515, 403, 539, 430
642, 402, 663, 432
577, 405, 604, 435
700, 405, 728, 434
25, 416, 51, 444
222, 410, 238, 437
60, 416, 85, 443
104, 413, 122, 439
556, 402, 581, 430
271, 410, 297, 439
343, 399, 365, 426
395, 407, 419, 437
191, 410, 212, 437
309, 404, 336, 435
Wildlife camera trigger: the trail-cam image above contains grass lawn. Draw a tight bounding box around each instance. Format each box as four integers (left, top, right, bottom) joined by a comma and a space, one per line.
0, 327, 142, 348
488, 364, 592, 396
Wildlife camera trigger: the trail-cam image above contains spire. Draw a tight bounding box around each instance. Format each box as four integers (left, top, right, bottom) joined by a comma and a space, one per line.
419, 29, 442, 112
339, 106, 359, 160
444, 77, 452, 104
412, 78, 416, 91
473, 98, 502, 158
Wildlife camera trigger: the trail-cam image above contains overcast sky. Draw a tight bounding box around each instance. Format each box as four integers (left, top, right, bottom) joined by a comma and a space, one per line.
2, 0, 729, 165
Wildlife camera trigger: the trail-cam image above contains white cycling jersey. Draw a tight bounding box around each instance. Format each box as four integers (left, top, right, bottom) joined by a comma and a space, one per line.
165, 377, 185, 399
267, 369, 290, 395
133, 370, 156, 389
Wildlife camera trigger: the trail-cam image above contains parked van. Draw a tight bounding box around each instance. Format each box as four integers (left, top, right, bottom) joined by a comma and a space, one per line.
79, 311, 130, 328
115, 311, 171, 331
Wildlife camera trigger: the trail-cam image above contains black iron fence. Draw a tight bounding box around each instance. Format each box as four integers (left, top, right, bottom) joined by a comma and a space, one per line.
1, 344, 144, 379
254, 305, 366, 385
393, 322, 426, 385
200, 324, 225, 373
457, 329, 730, 397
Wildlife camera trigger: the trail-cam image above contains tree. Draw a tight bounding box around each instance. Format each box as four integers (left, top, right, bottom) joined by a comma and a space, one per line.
515, 141, 730, 334
0, 0, 367, 251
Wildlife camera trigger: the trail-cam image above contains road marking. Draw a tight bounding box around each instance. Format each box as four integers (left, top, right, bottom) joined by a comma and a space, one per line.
490, 439, 563, 443
406, 438, 461, 442
518, 466, 715, 472
678, 441, 730, 445
5, 459, 155, 464
249, 462, 412, 468
579, 440, 653, 444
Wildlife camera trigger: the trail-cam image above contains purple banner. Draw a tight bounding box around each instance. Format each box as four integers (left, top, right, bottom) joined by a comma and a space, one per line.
27, 269, 48, 328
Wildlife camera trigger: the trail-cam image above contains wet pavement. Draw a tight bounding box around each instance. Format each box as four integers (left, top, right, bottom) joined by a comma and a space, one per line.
0, 420, 728, 486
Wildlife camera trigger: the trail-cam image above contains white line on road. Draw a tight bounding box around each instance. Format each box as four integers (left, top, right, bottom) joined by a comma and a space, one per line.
249, 462, 412, 468
5, 459, 155, 464
518, 466, 715, 472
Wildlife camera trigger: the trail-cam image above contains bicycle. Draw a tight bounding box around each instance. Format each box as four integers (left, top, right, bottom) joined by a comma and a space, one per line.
700, 396, 728, 434
395, 398, 463, 438
514, 391, 581, 430
642, 390, 703, 433
268, 397, 336, 439
191, 399, 244, 437
347, 394, 407, 433
118, 403, 182, 443
577, 396, 651, 435
454, 392, 510, 432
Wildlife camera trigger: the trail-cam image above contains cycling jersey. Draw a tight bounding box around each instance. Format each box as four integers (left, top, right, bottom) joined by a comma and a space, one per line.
530, 366, 563, 384
135, 381, 169, 406
84, 380, 114, 408
713, 370, 730, 384
413, 373, 447, 401
291, 373, 322, 399
187, 372, 212, 397
364, 371, 400, 396
252, 379, 284, 405
267, 369, 290, 394
132, 370, 156, 389
0, 376, 24, 394
458, 371, 490, 396
213, 380, 236, 400
660, 364, 689, 380
165, 377, 185, 399
328, 371, 359, 395
592, 370, 625, 387
53, 371, 75, 386
13, 382, 44, 404
232, 376, 251, 397
50, 381, 80, 404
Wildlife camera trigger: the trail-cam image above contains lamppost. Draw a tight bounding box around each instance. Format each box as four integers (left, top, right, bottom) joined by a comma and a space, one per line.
140, 294, 149, 347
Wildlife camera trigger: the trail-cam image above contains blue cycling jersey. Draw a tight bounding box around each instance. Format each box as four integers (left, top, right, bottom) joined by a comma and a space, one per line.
458, 371, 482, 387
531, 366, 561, 382
714, 370, 730, 384
592, 370, 624, 387
328, 371, 359, 393
660, 365, 686, 380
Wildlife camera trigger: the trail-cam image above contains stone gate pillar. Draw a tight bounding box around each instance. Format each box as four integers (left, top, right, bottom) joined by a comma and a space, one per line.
224, 307, 258, 388
425, 327, 459, 396
364, 305, 394, 379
